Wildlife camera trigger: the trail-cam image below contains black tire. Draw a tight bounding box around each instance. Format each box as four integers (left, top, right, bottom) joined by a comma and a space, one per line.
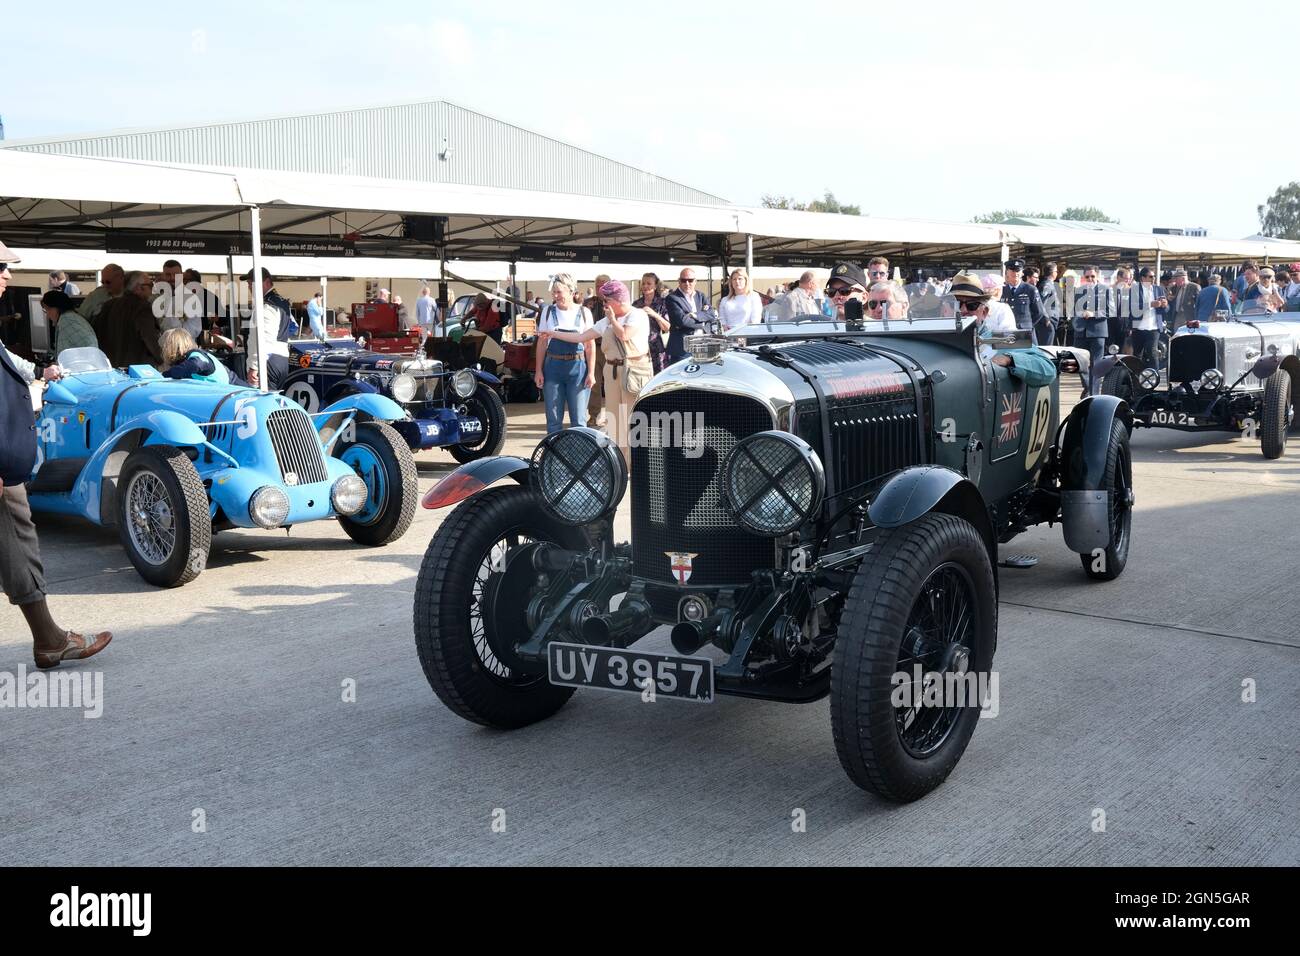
335, 421, 418, 546
1260, 370, 1292, 460
831, 513, 997, 802
1080, 418, 1133, 580
1099, 364, 1135, 404
116, 445, 211, 587
413, 485, 591, 729
449, 383, 507, 463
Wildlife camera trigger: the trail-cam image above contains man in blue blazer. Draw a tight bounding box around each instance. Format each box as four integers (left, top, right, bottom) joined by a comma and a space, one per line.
663, 267, 711, 364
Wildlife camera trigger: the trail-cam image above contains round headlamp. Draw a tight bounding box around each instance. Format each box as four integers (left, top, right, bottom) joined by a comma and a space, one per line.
249, 486, 290, 529
530, 426, 627, 525
1137, 367, 1160, 391
1198, 369, 1224, 391
452, 369, 476, 399
331, 475, 368, 516
721, 431, 825, 537
391, 372, 417, 404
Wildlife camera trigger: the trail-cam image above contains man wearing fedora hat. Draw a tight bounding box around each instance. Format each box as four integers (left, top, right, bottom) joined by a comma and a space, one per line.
0, 240, 113, 668
949, 272, 1055, 386
1166, 268, 1201, 330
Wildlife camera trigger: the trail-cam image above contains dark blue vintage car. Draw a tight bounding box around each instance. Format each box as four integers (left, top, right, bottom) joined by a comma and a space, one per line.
281, 339, 507, 462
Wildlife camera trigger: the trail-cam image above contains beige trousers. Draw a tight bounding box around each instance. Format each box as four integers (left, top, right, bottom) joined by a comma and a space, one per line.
602, 358, 651, 464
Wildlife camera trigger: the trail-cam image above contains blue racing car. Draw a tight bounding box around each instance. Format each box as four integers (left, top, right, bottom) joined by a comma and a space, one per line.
26, 347, 419, 587
281, 339, 507, 462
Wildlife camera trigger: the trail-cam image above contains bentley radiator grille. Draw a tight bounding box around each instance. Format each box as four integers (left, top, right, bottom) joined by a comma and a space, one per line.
800, 395, 923, 495
632, 390, 775, 587
265, 407, 329, 485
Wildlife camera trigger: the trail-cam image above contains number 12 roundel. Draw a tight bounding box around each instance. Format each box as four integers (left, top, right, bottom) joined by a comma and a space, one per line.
1023, 388, 1053, 471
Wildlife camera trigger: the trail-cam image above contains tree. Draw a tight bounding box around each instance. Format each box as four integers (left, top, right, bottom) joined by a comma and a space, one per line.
1258, 182, 1300, 239
1060, 206, 1118, 223
971, 209, 1057, 224
761, 190, 862, 216
972, 207, 1118, 224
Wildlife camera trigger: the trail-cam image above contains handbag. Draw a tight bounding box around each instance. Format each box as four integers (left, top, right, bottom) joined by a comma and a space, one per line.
607, 322, 652, 395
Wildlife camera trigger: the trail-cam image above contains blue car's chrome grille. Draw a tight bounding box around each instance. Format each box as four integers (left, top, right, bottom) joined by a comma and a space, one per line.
265, 407, 328, 485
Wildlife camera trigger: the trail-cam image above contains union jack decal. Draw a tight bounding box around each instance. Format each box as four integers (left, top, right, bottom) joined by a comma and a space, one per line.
999, 392, 1023, 443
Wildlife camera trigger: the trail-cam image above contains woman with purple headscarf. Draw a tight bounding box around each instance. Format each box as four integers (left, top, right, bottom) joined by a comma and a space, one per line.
541, 279, 652, 463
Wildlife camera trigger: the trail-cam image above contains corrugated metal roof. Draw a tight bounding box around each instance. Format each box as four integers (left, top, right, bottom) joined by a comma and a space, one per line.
0, 99, 727, 207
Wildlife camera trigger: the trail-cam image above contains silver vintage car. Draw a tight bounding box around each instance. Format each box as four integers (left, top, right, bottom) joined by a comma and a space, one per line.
1100, 303, 1300, 458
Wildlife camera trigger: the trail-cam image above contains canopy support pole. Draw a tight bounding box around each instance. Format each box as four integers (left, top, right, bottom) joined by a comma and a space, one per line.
509, 259, 518, 341
249, 205, 267, 392
999, 239, 1009, 270
225, 254, 235, 337
745, 234, 754, 275
321, 276, 328, 333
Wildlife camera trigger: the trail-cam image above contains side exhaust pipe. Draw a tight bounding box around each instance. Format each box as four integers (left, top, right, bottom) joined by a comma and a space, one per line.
670, 608, 735, 655
580, 599, 652, 646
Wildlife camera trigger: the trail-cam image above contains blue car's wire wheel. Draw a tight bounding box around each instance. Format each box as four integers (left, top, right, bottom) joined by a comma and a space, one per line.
334, 422, 418, 546
125, 471, 175, 564
115, 445, 211, 588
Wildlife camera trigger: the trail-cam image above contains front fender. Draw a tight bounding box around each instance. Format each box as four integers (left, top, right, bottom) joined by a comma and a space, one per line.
868, 466, 996, 570
471, 368, 502, 386
320, 391, 405, 422
1113, 355, 1145, 376
421, 455, 530, 510
135, 410, 208, 449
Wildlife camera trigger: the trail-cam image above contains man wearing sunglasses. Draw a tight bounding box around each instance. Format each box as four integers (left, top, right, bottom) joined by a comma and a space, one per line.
1072, 266, 1114, 393
950, 271, 1056, 386
824, 261, 869, 320
664, 268, 711, 364
866, 281, 908, 321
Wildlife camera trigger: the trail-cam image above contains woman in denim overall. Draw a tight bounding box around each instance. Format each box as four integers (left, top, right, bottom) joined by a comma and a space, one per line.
535, 273, 594, 433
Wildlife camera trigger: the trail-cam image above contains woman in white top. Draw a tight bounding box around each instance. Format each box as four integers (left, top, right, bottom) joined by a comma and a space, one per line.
543, 279, 651, 464
534, 273, 595, 433
718, 268, 764, 330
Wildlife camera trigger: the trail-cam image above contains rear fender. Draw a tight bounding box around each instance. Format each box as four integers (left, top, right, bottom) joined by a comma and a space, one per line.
1060, 395, 1132, 491
74, 413, 205, 526
1058, 395, 1132, 554
422, 455, 530, 510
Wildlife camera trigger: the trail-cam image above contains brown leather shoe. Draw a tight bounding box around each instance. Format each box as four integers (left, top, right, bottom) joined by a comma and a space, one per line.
34, 631, 113, 670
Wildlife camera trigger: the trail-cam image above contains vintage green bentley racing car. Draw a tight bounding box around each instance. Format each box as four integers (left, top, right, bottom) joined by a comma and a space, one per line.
411, 310, 1133, 802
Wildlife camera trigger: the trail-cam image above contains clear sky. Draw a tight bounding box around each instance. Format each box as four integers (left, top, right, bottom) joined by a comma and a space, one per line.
3, 0, 1292, 238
